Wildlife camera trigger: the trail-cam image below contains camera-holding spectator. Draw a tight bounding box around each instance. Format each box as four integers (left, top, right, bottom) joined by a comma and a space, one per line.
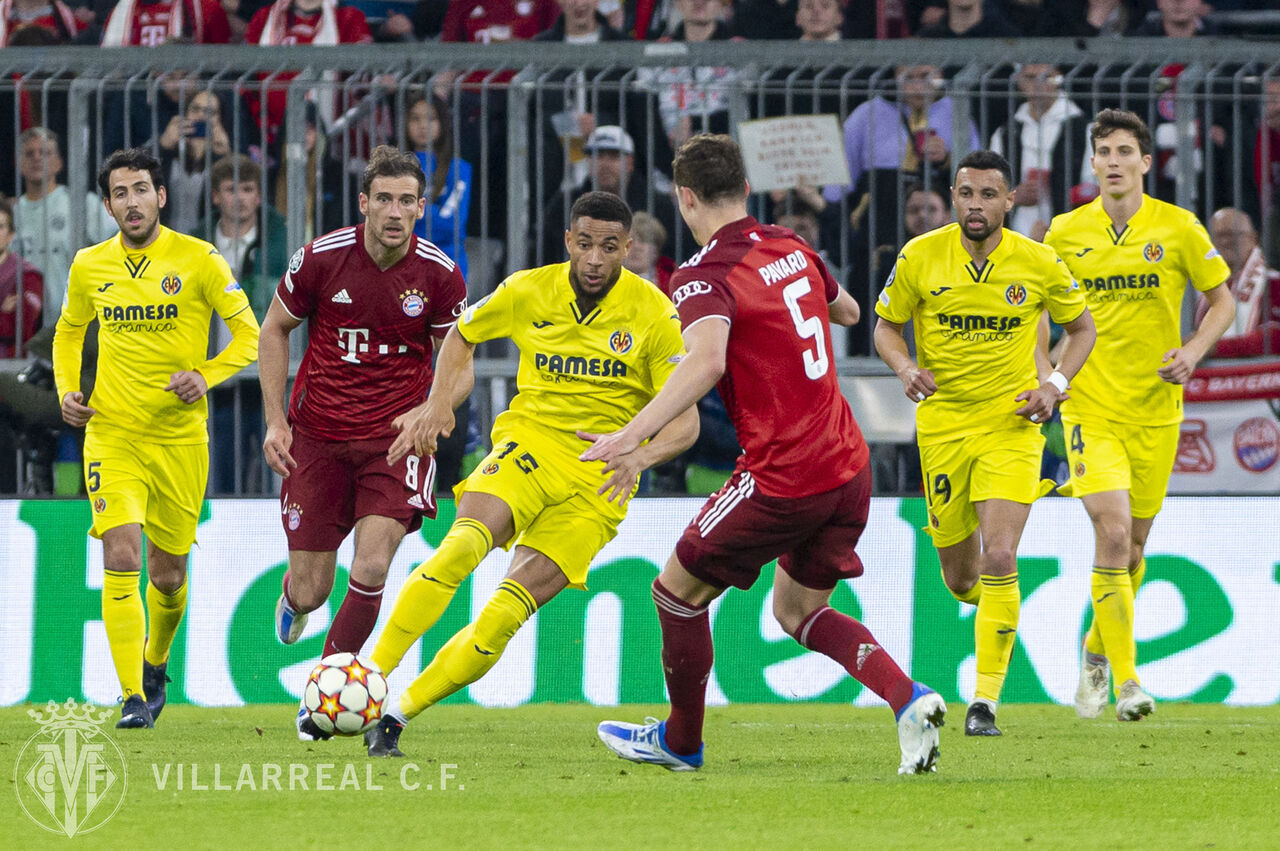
12, 128, 118, 330
989, 64, 1091, 242
99, 0, 231, 45
1201, 207, 1280, 358
405, 93, 472, 279
155, 89, 235, 233
0, 198, 42, 358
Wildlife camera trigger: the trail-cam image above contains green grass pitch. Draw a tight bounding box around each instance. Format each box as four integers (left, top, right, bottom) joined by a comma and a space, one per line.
4, 703, 1277, 848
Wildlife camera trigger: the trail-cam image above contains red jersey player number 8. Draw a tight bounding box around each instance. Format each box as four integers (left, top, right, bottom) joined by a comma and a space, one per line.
782, 275, 829, 380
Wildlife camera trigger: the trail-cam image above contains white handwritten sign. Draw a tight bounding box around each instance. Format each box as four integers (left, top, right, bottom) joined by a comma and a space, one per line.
738, 115, 850, 193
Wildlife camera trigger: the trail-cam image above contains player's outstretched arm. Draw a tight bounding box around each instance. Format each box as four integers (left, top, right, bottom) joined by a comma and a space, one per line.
1017, 308, 1095, 422
874, 317, 937, 403
579, 318, 728, 464
388, 325, 476, 465
593, 405, 701, 507
1159, 280, 1234, 385
828, 285, 861, 327
259, 296, 303, 476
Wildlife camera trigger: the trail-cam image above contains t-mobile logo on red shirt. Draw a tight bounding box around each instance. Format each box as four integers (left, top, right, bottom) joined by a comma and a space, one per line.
337, 328, 370, 364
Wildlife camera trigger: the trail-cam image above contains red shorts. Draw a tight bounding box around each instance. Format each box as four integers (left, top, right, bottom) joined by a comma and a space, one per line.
280, 428, 437, 552
675, 465, 871, 591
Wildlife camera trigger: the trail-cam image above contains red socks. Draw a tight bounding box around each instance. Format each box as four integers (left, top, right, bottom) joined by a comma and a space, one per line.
652, 579, 712, 757
323, 578, 385, 657
795, 606, 915, 716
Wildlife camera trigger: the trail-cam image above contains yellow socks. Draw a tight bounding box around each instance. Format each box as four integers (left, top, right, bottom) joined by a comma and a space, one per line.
371, 518, 493, 676
102, 569, 145, 699
1091, 566, 1138, 692
144, 580, 188, 666
397, 579, 536, 721
1084, 558, 1145, 658
973, 573, 1020, 705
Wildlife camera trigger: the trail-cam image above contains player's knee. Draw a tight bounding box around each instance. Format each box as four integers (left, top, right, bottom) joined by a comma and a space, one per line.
943, 574, 979, 602
102, 543, 141, 575
349, 557, 392, 588
1128, 541, 1146, 571
287, 573, 331, 613
981, 547, 1018, 576
771, 594, 812, 639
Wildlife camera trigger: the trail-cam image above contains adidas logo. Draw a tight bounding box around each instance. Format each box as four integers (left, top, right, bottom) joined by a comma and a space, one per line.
407, 493, 425, 509
856, 642, 880, 671
331, 289, 352, 304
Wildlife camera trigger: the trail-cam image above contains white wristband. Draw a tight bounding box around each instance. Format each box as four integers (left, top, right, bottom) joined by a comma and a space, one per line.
1047, 371, 1069, 394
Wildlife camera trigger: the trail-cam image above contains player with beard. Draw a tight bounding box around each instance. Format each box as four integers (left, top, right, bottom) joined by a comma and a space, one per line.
53, 147, 258, 728
258, 145, 467, 741
874, 150, 1096, 737
364, 191, 695, 757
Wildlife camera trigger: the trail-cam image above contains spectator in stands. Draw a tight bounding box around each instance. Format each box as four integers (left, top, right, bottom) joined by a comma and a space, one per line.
625, 211, 675, 291
903, 181, 952, 237
755, 0, 847, 121
1030, 0, 1143, 36
99, 0, 231, 45
0, 198, 42, 358
437, 0, 560, 239
0, 0, 84, 43
540, 125, 680, 266
1256, 76, 1280, 265
989, 64, 1090, 241
405, 92, 471, 279
1130, 0, 1220, 37
156, 88, 235, 233
244, 0, 374, 144
915, 0, 1021, 37
639, 0, 742, 150
1203, 207, 1280, 357
192, 155, 284, 493
823, 64, 979, 254
531, 0, 644, 220
12, 127, 117, 329
795, 0, 841, 41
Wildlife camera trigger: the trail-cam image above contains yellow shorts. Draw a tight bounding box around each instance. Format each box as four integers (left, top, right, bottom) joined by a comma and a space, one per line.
454, 424, 627, 589
1059, 416, 1180, 519
83, 430, 208, 554
918, 427, 1045, 548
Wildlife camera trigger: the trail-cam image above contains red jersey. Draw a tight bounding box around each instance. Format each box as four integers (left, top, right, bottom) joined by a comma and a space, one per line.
669, 216, 867, 497
275, 225, 468, 442
103, 0, 230, 45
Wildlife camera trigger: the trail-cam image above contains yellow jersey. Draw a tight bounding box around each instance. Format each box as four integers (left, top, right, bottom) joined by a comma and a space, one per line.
457, 263, 684, 452
876, 223, 1086, 446
54, 226, 258, 443
1045, 196, 1230, 426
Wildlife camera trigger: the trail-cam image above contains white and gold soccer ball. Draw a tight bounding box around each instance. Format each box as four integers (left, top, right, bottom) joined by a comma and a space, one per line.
303, 653, 387, 736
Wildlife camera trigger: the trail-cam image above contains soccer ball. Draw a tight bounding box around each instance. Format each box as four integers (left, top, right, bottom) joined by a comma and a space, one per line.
303, 653, 387, 736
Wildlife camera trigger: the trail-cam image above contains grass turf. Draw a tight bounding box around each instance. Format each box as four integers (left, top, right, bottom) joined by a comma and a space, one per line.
3, 703, 1277, 848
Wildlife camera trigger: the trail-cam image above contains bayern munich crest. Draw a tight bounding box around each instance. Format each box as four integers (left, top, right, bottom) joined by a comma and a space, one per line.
1004, 283, 1027, 307
1233, 417, 1280, 473
160, 274, 182, 296
1143, 242, 1165, 263
400, 289, 425, 317
609, 330, 634, 355
284, 501, 303, 531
